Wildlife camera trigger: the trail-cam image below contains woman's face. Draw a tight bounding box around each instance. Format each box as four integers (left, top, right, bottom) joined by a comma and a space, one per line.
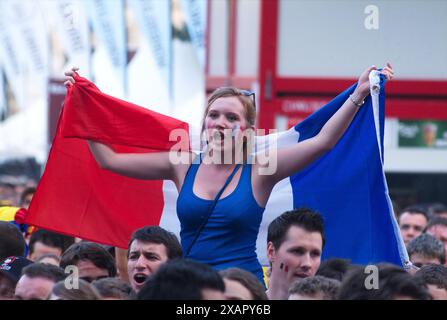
204, 96, 251, 151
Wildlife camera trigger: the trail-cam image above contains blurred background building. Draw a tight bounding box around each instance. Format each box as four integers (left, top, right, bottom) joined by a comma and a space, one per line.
0, 0, 446, 208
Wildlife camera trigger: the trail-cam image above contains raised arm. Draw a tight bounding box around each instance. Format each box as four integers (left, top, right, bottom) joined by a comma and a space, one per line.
88, 141, 177, 181
261, 64, 394, 184
64, 67, 189, 184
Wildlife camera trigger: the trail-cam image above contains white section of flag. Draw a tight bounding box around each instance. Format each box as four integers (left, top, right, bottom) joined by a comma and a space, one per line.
160, 126, 300, 266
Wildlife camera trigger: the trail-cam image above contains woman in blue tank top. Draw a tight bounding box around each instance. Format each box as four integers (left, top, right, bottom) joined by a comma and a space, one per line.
64, 64, 394, 285
177, 152, 265, 282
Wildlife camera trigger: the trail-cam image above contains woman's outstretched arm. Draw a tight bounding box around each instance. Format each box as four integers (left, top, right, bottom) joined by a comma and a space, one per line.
64, 67, 190, 183
87, 141, 178, 181
260, 64, 394, 185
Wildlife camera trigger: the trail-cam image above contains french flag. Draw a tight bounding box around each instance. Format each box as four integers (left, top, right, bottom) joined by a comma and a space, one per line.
26, 72, 408, 267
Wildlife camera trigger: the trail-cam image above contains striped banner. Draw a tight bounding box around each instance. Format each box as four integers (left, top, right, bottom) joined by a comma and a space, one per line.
47, 0, 91, 77
128, 0, 172, 95
85, 0, 127, 93
181, 0, 207, 68
0, 1, 49, 102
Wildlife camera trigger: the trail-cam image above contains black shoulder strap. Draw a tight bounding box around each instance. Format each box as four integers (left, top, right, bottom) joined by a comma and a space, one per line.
184, 164, 242, 258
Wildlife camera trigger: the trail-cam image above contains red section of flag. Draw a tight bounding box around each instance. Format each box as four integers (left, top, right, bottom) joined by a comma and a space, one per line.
26, 75, 189, 248
62, 75, 189, 150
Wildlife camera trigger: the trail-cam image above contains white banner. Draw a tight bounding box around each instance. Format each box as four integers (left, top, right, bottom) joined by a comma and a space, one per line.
46, 0, 91, 77
0, 1, 49, 102
181, 0, 207, 68
0, 69, 5, 120
128, 0, 172, 94
0, 5, 26, 111
85, 0, 127, 92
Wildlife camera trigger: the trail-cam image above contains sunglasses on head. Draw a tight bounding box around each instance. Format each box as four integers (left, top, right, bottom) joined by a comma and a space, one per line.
239, 90, 256, 109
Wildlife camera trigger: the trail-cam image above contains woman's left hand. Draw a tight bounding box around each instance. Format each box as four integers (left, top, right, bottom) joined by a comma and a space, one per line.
355, 63, 394, 98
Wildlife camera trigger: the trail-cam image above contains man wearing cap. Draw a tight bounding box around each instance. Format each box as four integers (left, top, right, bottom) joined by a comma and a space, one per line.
0, 256, 33, 300
0, 221, 27, 261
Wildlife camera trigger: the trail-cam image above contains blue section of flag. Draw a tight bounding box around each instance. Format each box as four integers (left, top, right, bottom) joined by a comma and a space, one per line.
290, 76, 404, 266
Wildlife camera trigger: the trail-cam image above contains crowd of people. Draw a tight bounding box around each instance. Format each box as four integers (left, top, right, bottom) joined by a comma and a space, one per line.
1, 64, 446, 300
1, 184, 447, 300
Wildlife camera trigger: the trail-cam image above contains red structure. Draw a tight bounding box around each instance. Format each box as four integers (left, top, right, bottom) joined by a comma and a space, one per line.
206, 0, 447, 130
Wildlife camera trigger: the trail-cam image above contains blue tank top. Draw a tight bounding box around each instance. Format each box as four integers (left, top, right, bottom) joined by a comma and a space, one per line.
177, 155, 265, 283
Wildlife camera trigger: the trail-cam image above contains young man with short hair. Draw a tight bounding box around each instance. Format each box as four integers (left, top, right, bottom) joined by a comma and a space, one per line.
127, 226, 182, 292
407, 233, 445, 268
28, 229, 74, 262
266, 208, 325, 300
398, 206, 429, 245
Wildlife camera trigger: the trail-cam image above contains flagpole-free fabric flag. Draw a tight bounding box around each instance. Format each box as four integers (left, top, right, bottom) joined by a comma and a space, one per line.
26, 72, 407, 267
255, 71, 407, 267
26, 75, 189, 248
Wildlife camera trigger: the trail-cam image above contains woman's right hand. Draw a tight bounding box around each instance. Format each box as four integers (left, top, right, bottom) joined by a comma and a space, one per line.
64, 66, 79, 87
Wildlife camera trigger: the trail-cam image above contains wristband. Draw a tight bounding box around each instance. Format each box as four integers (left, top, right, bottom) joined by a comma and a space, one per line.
349, 94, 364, 107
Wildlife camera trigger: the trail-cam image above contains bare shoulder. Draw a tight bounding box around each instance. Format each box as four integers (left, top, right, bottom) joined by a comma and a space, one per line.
251, 152, 279, 184
251, 161, 276, 208
170, 151, 198, 190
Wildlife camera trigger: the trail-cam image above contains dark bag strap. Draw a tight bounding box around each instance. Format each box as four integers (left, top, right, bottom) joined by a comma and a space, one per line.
184, 163, 242, 258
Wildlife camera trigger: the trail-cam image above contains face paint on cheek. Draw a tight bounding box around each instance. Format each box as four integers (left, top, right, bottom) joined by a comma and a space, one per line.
280, 263, 284, 270
205, 122, 214, 131
231, 124, 241, 137
284, 265, 289, 273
